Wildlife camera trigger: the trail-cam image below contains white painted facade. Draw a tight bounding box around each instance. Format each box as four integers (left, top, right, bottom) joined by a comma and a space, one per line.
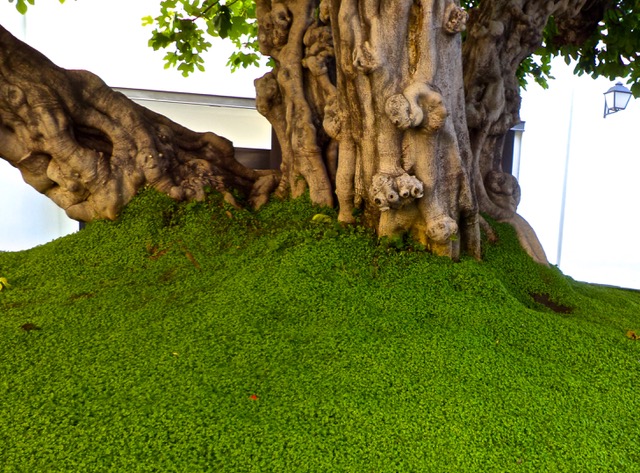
0, 1, 638, 289
518, 59, 640, 290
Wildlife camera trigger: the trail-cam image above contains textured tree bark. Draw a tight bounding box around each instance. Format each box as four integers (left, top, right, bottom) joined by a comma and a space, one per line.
255, 0, 336, 207
252, 0, 610, 263
256, 0, 482, 259
462, 0, 598, 263
2, 0, 609, 262
0, 25, 278, 222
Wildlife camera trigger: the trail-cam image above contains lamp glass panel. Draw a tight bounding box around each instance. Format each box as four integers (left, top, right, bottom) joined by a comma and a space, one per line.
605, 91, 616, 111
614, 91, 632, 110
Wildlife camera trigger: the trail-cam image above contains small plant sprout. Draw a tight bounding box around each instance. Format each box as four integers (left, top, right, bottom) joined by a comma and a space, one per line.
312, 214, 332, 224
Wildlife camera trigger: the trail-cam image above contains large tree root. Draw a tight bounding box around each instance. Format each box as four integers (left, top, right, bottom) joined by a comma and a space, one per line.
0, 25, 277, 222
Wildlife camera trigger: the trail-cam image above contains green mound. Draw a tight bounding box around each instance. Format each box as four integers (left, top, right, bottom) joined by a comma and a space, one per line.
1, 190, 639, 472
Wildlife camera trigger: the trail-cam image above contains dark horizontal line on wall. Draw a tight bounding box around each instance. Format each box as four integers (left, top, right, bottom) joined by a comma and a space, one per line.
113, 87, 257, 110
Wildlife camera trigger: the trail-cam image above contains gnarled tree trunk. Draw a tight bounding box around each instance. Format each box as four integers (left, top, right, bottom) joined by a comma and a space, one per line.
255, 0, 337, 207
462, 0, 595, 264
256, 0, 481, 259
252, 0, 604, 263
2, 0, 608, 263
0, 25, 277, 222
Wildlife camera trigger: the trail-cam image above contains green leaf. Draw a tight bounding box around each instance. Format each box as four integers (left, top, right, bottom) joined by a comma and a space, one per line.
146, 0, 264, 75
312, 214, 333, 224
213, 6, 233, 39
16, 0, 28, 15
141, 16, 154, 26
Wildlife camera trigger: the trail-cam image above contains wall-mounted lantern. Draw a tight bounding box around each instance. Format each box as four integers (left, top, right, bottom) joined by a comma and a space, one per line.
604, 82, 633, 118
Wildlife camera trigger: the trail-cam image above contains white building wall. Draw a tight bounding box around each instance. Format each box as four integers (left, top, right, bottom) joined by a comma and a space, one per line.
518, 58, 640, 289
0, 160, 79, 251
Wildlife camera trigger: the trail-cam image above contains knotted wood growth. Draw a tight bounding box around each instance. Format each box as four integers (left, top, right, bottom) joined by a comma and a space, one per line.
462, 0, 594, 263
3, 0, 609, 263
0, 26, 277, 222
255, 0, 336, 207
255, 0, 481, 259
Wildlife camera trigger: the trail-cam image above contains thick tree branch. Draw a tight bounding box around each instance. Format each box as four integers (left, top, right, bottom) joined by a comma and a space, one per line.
0, 25, 277, 221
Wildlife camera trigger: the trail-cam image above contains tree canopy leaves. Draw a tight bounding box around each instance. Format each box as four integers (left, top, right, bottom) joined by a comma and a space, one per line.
543, 0, 640, 96
142, 0, 261, 75
462, 0, 639, 94
6, 0, 640, 92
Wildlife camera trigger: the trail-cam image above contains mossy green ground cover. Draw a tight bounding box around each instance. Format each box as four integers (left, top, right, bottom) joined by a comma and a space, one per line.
1, 190, 639, 472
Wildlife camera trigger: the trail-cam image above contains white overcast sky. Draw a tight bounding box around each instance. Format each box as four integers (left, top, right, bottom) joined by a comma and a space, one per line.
0, 0, 638, 289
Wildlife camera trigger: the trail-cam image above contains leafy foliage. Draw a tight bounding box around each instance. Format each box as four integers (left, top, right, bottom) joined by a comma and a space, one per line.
8, 0, 64, 14
142, 0, 260, 75
459, 0, 639, 93
7, 0, 639, 92
518, 0, 640, 94
544, 0, 640, 96
8, 0, 33, 15
516, 53, 555, 90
